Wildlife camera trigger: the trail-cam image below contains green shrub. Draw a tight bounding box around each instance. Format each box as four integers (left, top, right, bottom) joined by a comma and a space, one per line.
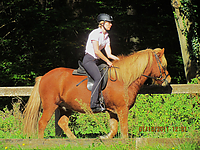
0, 99, 25, 139
69, 111, 110, 138
0, 94, 199, 139
128, 94, 199, 138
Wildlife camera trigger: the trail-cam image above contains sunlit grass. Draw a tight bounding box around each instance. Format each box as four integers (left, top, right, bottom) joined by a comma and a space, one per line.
0, 94, 199, 149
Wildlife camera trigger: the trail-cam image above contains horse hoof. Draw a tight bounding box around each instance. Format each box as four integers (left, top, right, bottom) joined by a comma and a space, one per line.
100, 135, 109, 139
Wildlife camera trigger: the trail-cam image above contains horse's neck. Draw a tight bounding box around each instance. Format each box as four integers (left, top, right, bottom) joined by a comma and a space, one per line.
131, 53, 153, 90
129, 75, 148, 93
127, 56, 153, 106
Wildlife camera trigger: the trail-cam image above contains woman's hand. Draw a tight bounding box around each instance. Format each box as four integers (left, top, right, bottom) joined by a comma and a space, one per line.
107, 61, 113, 67
105, 45, 120, 61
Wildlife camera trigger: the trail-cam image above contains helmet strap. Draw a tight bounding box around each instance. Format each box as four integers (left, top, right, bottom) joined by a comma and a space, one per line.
102, 21, 108, 32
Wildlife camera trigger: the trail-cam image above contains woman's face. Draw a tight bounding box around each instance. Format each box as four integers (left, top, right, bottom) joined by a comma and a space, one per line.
104, 21, 112, 30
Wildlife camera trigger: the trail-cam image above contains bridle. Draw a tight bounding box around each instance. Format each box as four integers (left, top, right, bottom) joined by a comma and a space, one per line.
142, 52, 170, 83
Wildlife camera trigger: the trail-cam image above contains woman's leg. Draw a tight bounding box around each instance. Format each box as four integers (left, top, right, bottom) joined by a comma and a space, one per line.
82, 54, 101, 109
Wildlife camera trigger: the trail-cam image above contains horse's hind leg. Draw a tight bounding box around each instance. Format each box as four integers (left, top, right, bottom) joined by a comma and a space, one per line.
100, 112, 119, 139
58, 108, 76, 139
38, 104, 58, 139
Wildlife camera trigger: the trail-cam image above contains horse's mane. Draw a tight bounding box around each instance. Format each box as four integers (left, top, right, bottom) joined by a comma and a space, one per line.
109, 48, 167, 87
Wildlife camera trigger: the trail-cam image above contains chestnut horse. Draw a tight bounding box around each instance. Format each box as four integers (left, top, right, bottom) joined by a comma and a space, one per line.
23, 48, 171, 139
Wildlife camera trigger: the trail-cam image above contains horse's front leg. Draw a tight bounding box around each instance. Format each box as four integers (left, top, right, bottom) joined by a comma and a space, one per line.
117, 107, 129, 138
100, 112, 119, 139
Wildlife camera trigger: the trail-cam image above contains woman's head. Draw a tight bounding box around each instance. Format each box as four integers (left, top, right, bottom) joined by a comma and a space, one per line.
99, 21, 112, 31
97, 13, 113, 31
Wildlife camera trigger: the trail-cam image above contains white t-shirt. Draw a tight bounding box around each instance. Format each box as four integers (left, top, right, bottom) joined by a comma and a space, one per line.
85, 28, 110, 59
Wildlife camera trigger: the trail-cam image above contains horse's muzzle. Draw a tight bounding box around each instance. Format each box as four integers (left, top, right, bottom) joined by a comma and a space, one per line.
162, 75, 171, 86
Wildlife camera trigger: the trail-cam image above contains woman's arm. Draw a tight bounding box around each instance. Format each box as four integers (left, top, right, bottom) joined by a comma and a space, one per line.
105, 44, 119, 60
92, 40, 113, 67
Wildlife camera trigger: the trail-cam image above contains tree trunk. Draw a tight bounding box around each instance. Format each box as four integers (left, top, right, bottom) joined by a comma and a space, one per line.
171, 0, 196, 82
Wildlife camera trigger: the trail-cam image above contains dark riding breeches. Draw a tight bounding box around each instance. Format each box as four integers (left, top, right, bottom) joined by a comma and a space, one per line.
82, 54, 101, 109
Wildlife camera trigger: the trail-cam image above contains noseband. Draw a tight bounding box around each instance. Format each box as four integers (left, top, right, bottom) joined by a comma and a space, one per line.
142, 52, 169, 83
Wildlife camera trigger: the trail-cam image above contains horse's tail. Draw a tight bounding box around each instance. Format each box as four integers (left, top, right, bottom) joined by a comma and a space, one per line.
23, 76, 42, 137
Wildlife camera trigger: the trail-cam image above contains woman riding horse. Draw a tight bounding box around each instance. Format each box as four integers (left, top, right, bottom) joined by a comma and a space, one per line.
23, 47, 171, 139
23, 13, 171, 139
82, 13, 119, 113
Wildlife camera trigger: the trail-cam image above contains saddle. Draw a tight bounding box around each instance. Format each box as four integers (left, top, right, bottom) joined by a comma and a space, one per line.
72, 60, 108, 91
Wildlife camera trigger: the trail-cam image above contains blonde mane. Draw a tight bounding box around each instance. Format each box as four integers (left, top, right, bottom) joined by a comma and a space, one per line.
109, 49, 154, 87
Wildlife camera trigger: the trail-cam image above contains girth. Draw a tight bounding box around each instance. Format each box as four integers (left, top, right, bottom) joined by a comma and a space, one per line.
72, 61, 108, 91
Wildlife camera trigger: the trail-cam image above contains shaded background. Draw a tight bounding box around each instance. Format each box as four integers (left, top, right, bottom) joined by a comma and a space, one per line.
2, 0, 197, 87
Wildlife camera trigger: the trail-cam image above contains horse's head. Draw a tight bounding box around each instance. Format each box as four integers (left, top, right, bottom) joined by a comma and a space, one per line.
150, 48, 171, 86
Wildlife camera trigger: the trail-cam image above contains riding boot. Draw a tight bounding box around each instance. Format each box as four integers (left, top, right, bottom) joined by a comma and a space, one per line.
91, 91, 106, 113
99, 91, 105, 109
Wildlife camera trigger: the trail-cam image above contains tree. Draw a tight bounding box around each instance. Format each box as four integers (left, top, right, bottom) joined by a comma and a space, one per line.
1, 0, 197, 86
0, 0, 83, 86
171, 0, 200, 82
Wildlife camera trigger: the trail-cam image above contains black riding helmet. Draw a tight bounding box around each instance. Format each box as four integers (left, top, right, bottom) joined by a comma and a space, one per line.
97, 13, 113, 23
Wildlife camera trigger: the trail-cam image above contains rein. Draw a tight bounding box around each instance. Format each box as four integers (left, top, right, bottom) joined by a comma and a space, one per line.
109, 66, 119, 82
142, 52, 169, 82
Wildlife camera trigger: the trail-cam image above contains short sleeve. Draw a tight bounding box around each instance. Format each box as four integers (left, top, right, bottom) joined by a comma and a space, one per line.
89, 30, 99, 42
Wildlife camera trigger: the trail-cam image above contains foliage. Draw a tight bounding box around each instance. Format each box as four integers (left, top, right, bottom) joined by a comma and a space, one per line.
129, 94, 199, 138
69, 110, 110, 138
0, 0, 81, 86
189, 76, 200, 84
0, 99, 25, 139
0, 0, 189, 87
180, 0, 200, 68
67, 94, 199, 139
1, 94, 199, 140
173, 0, 200, 75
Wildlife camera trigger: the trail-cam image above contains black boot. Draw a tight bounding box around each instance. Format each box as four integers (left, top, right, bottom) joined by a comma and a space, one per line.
91, 107, 105, 113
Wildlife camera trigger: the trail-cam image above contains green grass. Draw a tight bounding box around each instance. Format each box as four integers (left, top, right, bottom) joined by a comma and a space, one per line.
139, 141, 200, 150
1, 140, 199, 150
1, 144, 126, 150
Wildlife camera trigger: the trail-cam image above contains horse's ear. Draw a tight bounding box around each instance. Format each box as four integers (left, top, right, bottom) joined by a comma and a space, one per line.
157, 48, 165, 58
